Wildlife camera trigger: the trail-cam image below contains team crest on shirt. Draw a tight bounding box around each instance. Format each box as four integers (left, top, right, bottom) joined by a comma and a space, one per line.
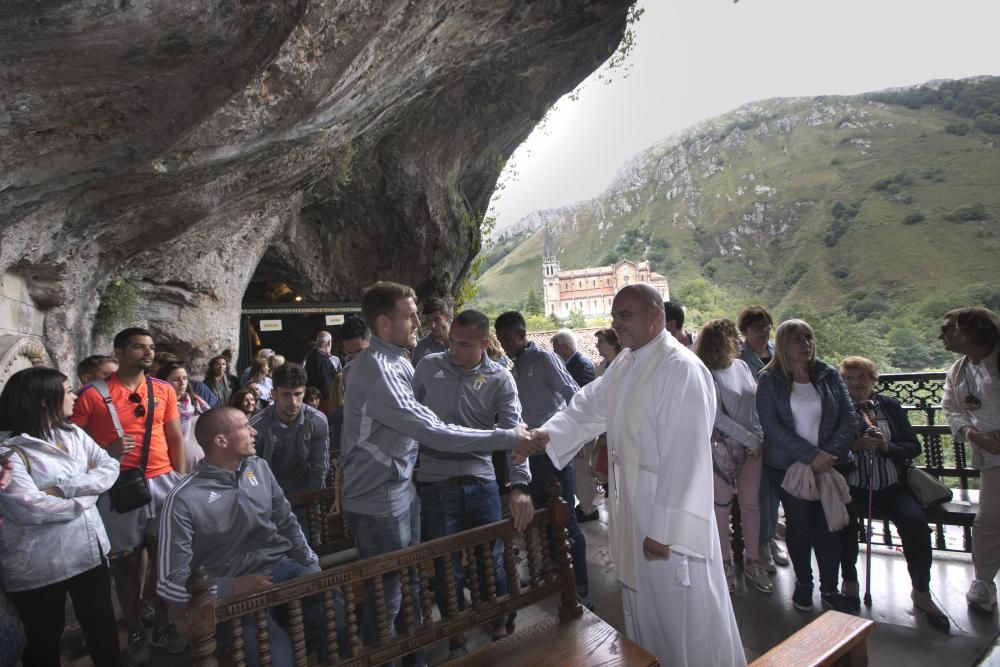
245, 470, 259, 486
473, 374, 486, 390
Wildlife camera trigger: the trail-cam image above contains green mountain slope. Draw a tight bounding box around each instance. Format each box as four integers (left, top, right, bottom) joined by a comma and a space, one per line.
475, 78, 1000, 370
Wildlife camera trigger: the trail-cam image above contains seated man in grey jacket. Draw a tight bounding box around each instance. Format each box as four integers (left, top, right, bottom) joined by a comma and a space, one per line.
157, 408, 343, 667
413, 309, 533, 653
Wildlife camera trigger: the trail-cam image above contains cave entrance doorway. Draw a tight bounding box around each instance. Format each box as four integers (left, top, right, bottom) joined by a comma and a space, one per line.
238, 302, 360, 374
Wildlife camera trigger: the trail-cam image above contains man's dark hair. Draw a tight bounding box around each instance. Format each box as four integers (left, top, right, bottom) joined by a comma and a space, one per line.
421, 297, 450, 318
154, 351, 180, 367
272, 362, 308, 389
77, 354, 115, 379
341, 315, 370, 342
494, 311, 526, 333
0, 367, 72, 441
361, 281, 416, 330
304, 386, 323, 404
737, 304, 773, 334
663, 301, 685, 329
113, 327, 153, 351
453, 309, 490, 336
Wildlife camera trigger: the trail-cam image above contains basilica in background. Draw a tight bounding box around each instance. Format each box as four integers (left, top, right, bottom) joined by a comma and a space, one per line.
542, 228, 670, 318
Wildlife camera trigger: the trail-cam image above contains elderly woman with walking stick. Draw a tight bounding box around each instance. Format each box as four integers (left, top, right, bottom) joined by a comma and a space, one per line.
837, 356, 949, 630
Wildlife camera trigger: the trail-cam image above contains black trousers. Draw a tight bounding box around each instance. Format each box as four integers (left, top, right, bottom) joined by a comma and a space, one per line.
840, 482, 933, 592
7, 562, 121, 667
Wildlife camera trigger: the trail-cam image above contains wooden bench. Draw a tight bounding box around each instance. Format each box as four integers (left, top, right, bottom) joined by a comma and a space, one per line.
750, 611, 875, 667
286, 487, 356, 567
184, 482, 658, 666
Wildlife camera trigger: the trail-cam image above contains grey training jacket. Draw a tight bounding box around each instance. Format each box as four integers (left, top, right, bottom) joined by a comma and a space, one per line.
412, 351, 531, 486
157, 456, 317, 604
340, 335, 517, 516
250, 404, 330, 495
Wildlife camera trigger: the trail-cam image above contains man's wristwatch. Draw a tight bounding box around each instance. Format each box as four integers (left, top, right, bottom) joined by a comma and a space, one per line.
509, 483, 530, 495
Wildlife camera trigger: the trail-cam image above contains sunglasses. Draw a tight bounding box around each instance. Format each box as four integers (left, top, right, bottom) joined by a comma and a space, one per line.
128, 392, 146, 418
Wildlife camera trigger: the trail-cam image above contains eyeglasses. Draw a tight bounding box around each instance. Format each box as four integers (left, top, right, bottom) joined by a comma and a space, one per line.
128, 392, 146, 418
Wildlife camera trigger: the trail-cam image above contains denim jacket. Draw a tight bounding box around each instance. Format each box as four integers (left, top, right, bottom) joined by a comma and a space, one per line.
756, 360, 857, 471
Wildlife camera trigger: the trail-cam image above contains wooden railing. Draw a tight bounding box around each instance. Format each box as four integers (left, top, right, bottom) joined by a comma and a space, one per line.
185, 481, 581, 666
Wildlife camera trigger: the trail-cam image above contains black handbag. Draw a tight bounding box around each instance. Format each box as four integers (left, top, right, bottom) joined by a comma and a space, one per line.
108, 378, 156, 513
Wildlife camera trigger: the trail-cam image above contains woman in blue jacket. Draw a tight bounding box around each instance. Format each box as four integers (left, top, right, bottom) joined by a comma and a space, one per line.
756, 319, 856, 613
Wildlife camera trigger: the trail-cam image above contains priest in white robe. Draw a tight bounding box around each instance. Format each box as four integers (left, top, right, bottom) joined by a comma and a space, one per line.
522, 284, 745, 666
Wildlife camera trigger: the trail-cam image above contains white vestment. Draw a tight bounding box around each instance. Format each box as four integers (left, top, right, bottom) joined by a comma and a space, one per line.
544, 330, 745, 666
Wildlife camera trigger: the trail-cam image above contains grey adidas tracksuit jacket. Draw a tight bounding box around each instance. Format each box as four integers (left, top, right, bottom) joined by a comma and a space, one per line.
157, 457, 317, 603
340, 336, 517, 516
510, 342, 580, 428
412, 351, 530, 486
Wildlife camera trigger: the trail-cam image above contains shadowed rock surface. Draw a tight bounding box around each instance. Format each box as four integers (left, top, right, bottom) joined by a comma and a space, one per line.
0, 0, 632, 372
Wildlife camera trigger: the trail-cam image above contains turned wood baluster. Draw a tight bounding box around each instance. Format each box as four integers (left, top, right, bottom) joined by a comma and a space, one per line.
185, 566, 219, 666
466, 545, 481, 607
309, 502, 322, 545
255, 609, 272, 667
525, 525, 543, 588
441, 554, 460, 618
372, 575, 390, 643
539, 523, 554, 584
323, 590, 340, 662
481, 541, 498, 603
399, 566, 415, 634
286, 599, 308, 667
547, 478, 582, 620
419, 561, 434, 627
502, 538, 521, 596
229, 619, 246, 667
344, 585, 362, 657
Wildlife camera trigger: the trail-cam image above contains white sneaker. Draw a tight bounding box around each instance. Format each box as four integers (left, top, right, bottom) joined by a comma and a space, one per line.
759, 543, 777, 574
967, 579, 998, 613
724, 560, 735, 594
770, 538, 790, 567
744, 560, 774, 594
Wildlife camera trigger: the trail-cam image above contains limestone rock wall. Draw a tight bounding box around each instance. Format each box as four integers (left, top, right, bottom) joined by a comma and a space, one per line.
0, 0, 632, 375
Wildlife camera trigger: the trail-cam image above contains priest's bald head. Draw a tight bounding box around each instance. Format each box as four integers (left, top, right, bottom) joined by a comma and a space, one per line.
612, 283, 666, 351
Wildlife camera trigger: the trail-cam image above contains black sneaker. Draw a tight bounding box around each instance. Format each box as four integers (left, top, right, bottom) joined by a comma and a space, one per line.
575, 506, 600, 523
821, 592, 856, 614
792, 584, 813, 611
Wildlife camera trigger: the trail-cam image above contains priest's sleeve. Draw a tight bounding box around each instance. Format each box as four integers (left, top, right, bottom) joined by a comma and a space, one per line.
543, 374, 609, 470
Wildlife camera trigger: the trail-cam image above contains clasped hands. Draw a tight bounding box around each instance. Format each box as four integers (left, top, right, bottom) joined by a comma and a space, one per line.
512, 425, 549, 464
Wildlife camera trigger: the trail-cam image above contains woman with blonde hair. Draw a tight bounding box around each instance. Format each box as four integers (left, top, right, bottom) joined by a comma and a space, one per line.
756, 319, 856, 613
697, 319, 771, 594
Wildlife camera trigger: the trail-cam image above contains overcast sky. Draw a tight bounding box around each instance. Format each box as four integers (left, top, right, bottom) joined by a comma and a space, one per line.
488, 0, 1000, 232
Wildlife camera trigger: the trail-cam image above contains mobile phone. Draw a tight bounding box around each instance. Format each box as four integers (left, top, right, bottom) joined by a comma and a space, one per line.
0, 449, 15, 463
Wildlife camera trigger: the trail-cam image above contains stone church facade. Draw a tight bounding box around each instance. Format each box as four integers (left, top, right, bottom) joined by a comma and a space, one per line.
541, 230, 670, 317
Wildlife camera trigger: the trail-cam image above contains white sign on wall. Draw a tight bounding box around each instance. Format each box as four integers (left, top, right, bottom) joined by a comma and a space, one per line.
259, 319, 283, 332
325, 314, 345, 326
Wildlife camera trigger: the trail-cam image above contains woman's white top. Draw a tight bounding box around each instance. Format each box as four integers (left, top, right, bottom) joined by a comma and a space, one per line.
790, 381, 822, 448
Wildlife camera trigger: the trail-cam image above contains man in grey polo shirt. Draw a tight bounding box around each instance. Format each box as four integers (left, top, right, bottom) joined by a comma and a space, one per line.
411, 297, 450, 366
494, 310, 590, 605
250, 362, 330, 496
413, 309, 533, 651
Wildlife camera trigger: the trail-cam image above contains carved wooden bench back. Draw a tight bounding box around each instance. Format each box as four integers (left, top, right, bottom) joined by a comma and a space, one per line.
185, 481, 580, 666
286, 487, 354, 557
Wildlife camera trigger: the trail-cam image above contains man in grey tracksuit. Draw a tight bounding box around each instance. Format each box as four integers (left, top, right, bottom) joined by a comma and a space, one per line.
412, 310, 533, 650
495, 310, 590, 604
340, 282, 530, 660
157, 408, 342, 667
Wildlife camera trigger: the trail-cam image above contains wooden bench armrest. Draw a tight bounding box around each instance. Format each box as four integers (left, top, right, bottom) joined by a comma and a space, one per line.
751, 611, 874, 667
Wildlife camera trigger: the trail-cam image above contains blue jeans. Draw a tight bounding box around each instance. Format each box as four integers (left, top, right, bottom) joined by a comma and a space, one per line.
221, 558, 344, 667
344, 495, 426, 666
759, 465, 782, 546
528, 455, 589, 596
417, 478, 508, 630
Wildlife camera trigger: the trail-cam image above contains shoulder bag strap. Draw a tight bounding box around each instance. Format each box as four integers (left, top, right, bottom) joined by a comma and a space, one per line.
91, 378, 126, 438
137, 377, 156, 474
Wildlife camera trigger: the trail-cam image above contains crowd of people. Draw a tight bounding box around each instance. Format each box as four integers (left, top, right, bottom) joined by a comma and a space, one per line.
0, 280, 998, 666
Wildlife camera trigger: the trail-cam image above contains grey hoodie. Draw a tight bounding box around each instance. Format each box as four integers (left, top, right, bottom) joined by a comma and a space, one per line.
156, 456, 316, 604
412, 351, 530, 486
340, 335, 517, 516
510, 342, 580, 428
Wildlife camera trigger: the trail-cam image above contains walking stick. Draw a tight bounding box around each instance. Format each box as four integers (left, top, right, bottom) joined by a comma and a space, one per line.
864, 450, 875, 607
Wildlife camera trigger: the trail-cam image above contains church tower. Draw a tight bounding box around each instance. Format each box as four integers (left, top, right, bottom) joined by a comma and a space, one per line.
542, 226, 560, 316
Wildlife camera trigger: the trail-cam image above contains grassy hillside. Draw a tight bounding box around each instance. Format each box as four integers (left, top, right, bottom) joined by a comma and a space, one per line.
474, 78, 1000, 370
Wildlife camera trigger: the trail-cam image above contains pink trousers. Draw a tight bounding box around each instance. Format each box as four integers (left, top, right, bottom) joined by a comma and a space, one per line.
713, 453, 762, 562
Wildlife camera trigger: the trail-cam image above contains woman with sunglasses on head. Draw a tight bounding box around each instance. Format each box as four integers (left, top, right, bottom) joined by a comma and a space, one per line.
0, 367, 121, 666
941, 306, 1000, 613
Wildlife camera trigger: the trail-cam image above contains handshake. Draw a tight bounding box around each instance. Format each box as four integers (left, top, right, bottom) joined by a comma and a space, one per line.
513, 425, 549, 464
